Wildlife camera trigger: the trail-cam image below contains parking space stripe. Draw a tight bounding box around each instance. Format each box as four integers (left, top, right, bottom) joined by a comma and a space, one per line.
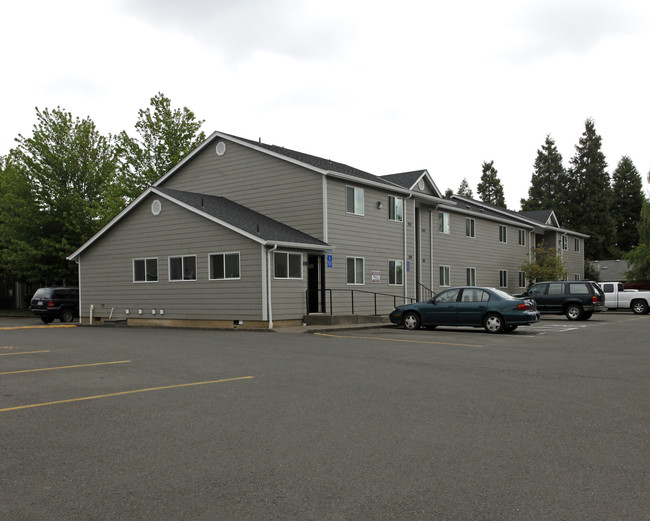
314, 332, 482, 348
0, 350, 50, 356
0, 325, 77, 331
0, 376, 255, 413
0, 360, 131, 375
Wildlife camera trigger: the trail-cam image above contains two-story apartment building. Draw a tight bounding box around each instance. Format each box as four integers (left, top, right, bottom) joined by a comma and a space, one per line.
68, 131, 586, 328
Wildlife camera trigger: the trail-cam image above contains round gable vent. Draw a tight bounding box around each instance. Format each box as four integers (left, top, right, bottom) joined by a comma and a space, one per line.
418, 179, 425, 190
151, 199, 162, 216
216, 141, 227, 156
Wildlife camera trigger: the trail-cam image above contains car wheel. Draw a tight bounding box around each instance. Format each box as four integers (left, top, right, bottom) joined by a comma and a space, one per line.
565, 304, 583, 321
483, 313, 504, 333
40, 317, 54, 324
505, 325, 518, 332
59, 309, 74, 323
403, 312, 421, 330
580, 311, 593, 320
631, 300, 648, 315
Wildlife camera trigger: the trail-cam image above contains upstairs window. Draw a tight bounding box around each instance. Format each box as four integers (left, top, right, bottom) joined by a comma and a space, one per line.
346, 186, 364, 215
574, 238, 581, 252
169, 255, 197, 281
438, 212, 450, 234
499, 225, 507, 243
465, 218, 475, 238
388, 196, 403, 222
562, 235, 568, 250
518, 229, 526, 246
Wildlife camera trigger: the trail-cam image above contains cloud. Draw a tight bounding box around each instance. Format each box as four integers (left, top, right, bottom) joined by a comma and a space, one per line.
119, 0, 357, 63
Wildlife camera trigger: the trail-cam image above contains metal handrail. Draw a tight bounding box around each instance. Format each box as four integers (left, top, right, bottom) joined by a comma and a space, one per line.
306, 288, 417, 315
418, 283, 436, 302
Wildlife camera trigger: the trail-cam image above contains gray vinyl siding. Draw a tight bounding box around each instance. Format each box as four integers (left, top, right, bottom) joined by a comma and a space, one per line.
270, 250, 309, 319
562, 234, 585, 279
325, 178, 411, 314
78, 194, 264, 321
160, 139, 324, 240
431, 211, 531, 293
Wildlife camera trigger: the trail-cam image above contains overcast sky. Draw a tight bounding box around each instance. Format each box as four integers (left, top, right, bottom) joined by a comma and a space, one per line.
2, 0, 649, 209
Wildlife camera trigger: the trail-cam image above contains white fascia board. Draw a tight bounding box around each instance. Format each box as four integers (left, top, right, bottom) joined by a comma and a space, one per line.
271, 242, 333, 251
67, 187, 157, 260
414, 169, 444, 198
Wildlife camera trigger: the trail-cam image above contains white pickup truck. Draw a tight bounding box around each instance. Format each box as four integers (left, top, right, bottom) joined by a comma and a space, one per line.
597, 282, 650, 315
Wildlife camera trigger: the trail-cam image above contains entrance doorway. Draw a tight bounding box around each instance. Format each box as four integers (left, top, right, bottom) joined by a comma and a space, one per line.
307, 254, 326, 313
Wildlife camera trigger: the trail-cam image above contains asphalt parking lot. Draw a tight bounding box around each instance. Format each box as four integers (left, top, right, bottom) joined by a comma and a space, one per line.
1, 313, 649, 520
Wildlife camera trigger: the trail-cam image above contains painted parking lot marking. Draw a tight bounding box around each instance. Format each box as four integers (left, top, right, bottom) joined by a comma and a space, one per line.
315, 332, 482, 348
0, 350, 50, 356
0, 325, 77, 331
0, 376, 255, 413
0, 360, 131, 376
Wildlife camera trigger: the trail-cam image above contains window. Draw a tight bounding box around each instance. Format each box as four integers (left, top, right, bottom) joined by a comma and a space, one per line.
466, 267, 476, 286
562, 235, 568, 250
499, 225, 507, 243
548, 283, 564, 295
438, 212, 450, 234
465, 218, 475, 238
518, 229, 526, 246
346, 257, 364, 285
388, 260, 403, 285
439, 266, 450, 287
274, 252, 302, 279
169, 255, 197, 281
568, 282, 590, 295
574, 238, 581, 252
133, 258, 158, 282
461, 288, 490, 302
499, 270, 508, 288
518, 272, 526, 288
346, 186, 364, 215
209, 253, 240, 280
388, 196, 403, 222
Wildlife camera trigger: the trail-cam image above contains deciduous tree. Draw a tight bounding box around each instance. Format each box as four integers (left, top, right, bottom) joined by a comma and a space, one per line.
520, 245, 568, 284
625, 201, 650, 281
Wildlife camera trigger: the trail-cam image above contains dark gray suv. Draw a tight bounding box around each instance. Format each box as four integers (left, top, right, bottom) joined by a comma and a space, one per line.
518, 281, 606, 321
30, 287, 79, 323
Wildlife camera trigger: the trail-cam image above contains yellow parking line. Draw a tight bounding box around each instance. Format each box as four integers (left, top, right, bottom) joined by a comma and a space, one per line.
0, 350, 50, 356
0, 376, 255, 413
0, 360, 130, 375
315, 332, 482, 348
0, 325, 77, 331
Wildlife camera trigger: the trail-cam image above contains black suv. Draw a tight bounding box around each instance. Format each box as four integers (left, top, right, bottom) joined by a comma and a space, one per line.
30, 287, 79, 323
518, 281, 606, 321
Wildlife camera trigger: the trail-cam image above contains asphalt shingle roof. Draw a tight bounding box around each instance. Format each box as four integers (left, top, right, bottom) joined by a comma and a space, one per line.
381, 170, 426, 189
157, 188, 329, 247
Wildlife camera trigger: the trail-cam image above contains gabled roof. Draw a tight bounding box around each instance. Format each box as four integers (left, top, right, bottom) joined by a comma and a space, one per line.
519, 209, 559, 227
67, 187, 329, 260
381, 169, 444, 198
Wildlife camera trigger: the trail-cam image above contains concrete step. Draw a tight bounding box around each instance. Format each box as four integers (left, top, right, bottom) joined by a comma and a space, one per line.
302, 314, 390, 326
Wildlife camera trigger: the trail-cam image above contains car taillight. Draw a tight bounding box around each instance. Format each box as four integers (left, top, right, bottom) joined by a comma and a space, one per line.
517, 303, 530, 310
592, 296, 598, 303
47, 300, 55, 308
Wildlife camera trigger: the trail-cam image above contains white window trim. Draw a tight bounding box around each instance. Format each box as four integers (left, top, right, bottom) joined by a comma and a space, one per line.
466, 267, 477, 286
274, 251, 303, 280
439, 212, 450, 234
388, 259, 404, 286
499, 269, 508, 288
518, 229, 526, 246
518, 271, 526, 288
499, 225, 507, 243
168, 254, 198, 282
388, 196, 403, 222
439, 265, 451, 287
208, 252, 241, 281
574, 238, 581, 252
346, 186, 365, 216
133, 257, 158, 283
465, 218, 475, 238
346, 256, 365, 285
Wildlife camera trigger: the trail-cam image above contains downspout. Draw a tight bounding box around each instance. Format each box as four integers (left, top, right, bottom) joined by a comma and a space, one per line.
267, 244, 278, 329
75, 257, 82, 324
404, 194, 413, 300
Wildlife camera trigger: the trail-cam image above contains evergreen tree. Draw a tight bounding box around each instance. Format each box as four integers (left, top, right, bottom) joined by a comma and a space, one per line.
520, 135, 566, 215
564, 119, 616, 260
117, 92, 206, 200
444, 187, 453, 198
625, 200, 650, 281
457, 178, 474, 198
611, 156, 644, 252
477, 160, 506, 207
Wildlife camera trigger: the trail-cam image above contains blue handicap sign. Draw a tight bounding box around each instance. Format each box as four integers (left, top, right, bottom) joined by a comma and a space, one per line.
327, 254, 333, 268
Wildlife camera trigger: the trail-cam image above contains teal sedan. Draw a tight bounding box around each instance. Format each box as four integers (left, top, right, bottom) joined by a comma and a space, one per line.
389, 287, 540, 333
